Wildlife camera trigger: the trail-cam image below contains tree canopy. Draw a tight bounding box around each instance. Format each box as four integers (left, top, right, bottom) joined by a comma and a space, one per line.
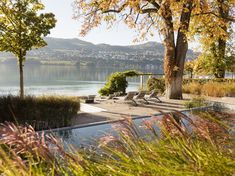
0, 0, 56, 59
74, 0, 234, 40
191, 0, 235, 78
0, 0, 56, 98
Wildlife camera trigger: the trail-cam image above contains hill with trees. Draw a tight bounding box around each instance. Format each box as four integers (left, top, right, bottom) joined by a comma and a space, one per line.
0, 37, 198, 70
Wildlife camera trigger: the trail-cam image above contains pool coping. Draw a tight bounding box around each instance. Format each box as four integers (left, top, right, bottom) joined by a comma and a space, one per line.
40, 101, 234, 134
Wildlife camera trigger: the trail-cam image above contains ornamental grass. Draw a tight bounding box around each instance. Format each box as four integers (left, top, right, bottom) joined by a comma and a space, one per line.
0, 110, 234, 176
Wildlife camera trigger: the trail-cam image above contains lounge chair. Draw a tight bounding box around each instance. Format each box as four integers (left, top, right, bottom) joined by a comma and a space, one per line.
83, 95, 96, 103
134, 91, 149, 104
147, 90, 162, 102
107, 94, 115, 100
124, 91, 138, 105
114, 91, 122, 97
107, 92, 122, 100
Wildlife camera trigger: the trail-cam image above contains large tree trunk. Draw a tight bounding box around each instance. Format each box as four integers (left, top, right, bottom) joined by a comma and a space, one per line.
164, 35, 188, 100
19, 57, 24, 98
163, 1, 193, 99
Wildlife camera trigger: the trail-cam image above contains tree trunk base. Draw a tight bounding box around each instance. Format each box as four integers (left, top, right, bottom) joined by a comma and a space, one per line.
165, 76, 183, 100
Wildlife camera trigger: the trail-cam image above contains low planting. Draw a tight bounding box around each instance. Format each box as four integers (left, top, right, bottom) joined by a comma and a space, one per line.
0, 95, 80, 130
0, 110, 234, 175
184, 97, 208, 109
183, 82, 235, 97
147, 77, 235, 97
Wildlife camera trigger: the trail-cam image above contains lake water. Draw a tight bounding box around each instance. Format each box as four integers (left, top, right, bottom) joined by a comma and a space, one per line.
0, 64, 160, 96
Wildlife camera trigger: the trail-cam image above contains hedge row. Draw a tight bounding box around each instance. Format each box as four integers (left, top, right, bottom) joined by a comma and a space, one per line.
0, 96, 80, 130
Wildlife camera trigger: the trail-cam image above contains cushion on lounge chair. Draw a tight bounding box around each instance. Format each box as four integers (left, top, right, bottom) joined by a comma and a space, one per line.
134, 91, 149, 104
148, 90, 161, 102
124, 91, 137, 101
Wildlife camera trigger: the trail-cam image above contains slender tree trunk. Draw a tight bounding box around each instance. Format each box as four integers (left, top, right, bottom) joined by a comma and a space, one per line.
19, 57, 24, 98
214, 39, 226, 78
213, 0, 228, 78
163, 1, 193, 99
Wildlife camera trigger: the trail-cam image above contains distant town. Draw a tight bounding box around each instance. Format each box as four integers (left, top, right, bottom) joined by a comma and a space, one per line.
0, 37, 198, 71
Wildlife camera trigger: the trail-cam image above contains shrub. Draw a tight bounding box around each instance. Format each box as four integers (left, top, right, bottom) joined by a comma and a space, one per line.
146, 77, 165, 93
99, 70, 139, 96
0, 95, 80, 130
99, 72, 127, 96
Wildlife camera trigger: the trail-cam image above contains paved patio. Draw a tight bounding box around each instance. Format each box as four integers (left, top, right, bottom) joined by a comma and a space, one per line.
71, 94, 235, 126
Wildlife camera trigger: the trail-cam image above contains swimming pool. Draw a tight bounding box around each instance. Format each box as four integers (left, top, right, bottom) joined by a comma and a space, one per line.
44, 104, 234, 148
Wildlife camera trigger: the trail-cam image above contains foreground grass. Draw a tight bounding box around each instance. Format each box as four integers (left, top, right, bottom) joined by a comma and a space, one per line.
0, 110, 234, 176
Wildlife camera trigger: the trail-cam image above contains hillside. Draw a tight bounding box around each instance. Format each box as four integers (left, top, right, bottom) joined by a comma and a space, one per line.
0, 37, 198, 69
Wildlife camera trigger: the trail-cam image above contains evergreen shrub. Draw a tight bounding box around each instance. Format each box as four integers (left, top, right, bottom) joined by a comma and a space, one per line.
99, 70, 139, 96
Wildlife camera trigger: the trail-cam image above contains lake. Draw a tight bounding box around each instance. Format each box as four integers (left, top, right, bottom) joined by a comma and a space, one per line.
0, 64, 160, 96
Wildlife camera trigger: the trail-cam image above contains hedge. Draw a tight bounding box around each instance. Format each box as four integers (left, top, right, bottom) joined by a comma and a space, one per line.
0, 95, 80, 130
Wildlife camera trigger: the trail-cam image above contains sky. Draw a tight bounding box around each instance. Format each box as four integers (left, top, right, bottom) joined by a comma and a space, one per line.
41, 0, 163, 46
41, 0, 200, 50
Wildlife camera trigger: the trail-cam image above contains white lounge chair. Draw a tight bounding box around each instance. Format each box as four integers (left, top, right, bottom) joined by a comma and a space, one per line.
134, 91, 149, 104
83, 95, 96, 103
124, 91, 138, 105
147, 90, 162, 102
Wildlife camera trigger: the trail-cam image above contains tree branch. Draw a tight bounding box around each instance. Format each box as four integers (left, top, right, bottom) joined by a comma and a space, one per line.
193, 11, 235, 22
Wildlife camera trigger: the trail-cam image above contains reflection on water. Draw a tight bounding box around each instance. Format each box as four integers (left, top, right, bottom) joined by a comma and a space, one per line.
0, 64, 159, 96
52, 115, 162, 148
49, 107, 221, 148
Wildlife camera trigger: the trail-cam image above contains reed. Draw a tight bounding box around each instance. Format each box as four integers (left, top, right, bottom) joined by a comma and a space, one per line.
0, 110, 234, 175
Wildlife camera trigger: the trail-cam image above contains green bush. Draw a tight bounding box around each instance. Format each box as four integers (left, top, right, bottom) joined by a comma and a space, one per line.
99, 70, 139, 96
0, 95, 80, 130
146, 77, 165, 93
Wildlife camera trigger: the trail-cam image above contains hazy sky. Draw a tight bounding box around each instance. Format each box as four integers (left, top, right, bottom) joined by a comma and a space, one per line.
41, 0, 202, 50
41, 0, 163, 46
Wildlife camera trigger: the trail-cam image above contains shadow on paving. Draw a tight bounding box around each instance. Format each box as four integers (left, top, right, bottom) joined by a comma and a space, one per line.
71, 112, 108, 126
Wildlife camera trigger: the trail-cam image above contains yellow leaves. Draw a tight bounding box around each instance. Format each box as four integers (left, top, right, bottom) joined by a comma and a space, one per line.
103, 14, 116, 22
75, 0, 234, 49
